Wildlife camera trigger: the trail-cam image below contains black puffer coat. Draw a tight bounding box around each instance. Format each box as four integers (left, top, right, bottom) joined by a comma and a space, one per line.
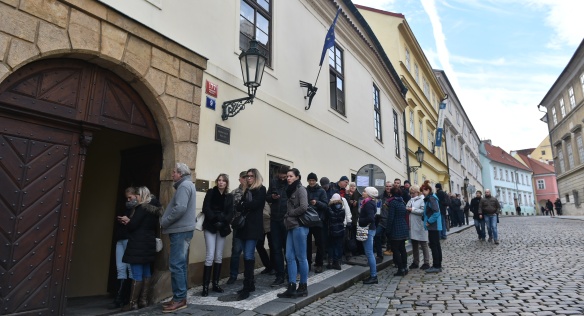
236, 186, 266, 240
202, 186, 234, 237
123, 198, 162, 264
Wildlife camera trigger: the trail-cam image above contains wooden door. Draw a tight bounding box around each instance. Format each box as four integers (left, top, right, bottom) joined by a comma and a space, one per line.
0, 114, 85, 315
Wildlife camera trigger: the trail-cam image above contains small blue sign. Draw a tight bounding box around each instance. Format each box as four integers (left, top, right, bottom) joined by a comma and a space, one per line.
206, 96, 216, 110
435, 128, 443, 147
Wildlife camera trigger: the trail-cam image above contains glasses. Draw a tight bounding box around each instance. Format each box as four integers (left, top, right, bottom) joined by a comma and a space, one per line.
246, 175, 255, 178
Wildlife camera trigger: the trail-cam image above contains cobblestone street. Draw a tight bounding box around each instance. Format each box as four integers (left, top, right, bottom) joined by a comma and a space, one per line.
292, 217, 584, 316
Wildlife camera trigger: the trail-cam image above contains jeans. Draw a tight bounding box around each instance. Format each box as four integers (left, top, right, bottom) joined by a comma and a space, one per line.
474, 218, 486, 239
390, 239, 407, 270
256, 232, 273, 270
229, 235, 243, 278
130, 263, 151, 281
329, 235, 344, 262
115, 239, 132, 279
286, 226, 309, 284
242, 239, 257, 260
204, 230, 226, 266
270, 220, 287, 278
485, 214, 498, 241
440, 215, 448, 239
428, 230, 442, 268
307, 226, 324, 267
169, 231, 193, 301
362, 228, 377, 278
373, 226, 385, 258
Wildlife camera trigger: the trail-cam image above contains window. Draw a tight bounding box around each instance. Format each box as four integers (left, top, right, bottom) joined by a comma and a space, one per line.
566, 194, 570, 203
414, 170, 418, 185
510, 172, 514, 183
508, 192, 512, 205
373, 84, 382, 141
541, 150, 546, 155
393, 110, 400, 157
528, 194, 532, 206
499, 168, 503, 180
581, 73, 584, 95
405, 48, 411, 71
505, 170, 509, 181
558, 147, 565, 173
427, 128, 432, 148
521, 174, 524, 184
515, 172, 519, 183
552, 107, 557, 125
409, 110, 414, 133
537, 179, 545, 190
493, 167, 498, 179
567, 142, 575, 169
419, 120, 423, 141
240, 0, 271, 64
577, 134, 584, 163
574, 190, 580, 207
456, 111, 460, 125
329, 45, 344, 115
569, 87, 576, 110
560, 98, 566, 117
414, 63, 419, 83
423, 78, 430, 99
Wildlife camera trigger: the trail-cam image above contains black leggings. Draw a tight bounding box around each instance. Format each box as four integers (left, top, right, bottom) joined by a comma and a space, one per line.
428, 230, 442, 268
390, 239, 407, 270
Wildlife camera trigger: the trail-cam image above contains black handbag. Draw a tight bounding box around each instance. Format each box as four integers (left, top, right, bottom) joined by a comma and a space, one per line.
298, 206, 321, 227
231, 212, 246, 230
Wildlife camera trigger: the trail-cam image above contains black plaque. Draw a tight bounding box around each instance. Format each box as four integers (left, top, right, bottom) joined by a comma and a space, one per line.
215, 124, 230, 144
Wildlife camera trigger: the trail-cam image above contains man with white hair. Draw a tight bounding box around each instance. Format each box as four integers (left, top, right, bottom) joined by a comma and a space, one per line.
160, 163, 197, 312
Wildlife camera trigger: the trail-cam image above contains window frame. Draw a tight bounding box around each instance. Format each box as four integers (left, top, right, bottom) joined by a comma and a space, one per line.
239, 0, 272, 66
567, 141, 575, 169
414, 63, 419, 83
405, 48, 411, 71
409, 109, 414, 133
552, 107, 557, 125
569, 87, 576, 110
537, 179, 545, 190
393, 110, 400, 158
577, 134, 584, 164
328, 44, 345, 116
373, 84, 382, 142
558, 147, 565, 173
560, 98, 566, 117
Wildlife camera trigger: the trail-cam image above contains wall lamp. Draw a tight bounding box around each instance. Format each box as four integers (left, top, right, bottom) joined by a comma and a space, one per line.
407, 147, 425, 173
222, 39, 267, 120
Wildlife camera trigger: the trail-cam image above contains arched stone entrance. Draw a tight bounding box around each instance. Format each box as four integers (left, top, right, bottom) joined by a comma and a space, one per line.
0, 58, 163, 315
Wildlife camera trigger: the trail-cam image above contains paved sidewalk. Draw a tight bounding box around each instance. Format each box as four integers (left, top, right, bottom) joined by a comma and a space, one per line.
119, 224, 474, 316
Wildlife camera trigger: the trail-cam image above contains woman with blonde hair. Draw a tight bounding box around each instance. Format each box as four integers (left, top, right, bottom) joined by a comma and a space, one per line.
235, 168, 266, 300
119, 186, 162, 311
201, 174, 234, 296
406, 185, 430, 270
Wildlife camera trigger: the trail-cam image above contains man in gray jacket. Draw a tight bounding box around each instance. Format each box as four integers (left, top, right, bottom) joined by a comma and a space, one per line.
160, 163, 197, 312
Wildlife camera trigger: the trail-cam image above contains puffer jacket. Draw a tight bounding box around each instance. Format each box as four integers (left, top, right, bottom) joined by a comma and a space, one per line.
306, 184, 329, 225
202, 186, 234, 237
284, 184, 308, 230
423, 194, 442, 231
328, 200, 346, 237
123, 198, 163, 264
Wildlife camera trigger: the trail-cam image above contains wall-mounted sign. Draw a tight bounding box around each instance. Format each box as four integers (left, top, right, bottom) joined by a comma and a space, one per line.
206, 80, 218, 98
206, 96, 216, 110
215, 124, 230, 145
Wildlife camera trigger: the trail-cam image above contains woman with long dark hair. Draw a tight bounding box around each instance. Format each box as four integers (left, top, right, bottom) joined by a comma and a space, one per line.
277, 168, 310, 298
235, 168, 266, 300
201, 174, 234, 296
420, 180, 443, 273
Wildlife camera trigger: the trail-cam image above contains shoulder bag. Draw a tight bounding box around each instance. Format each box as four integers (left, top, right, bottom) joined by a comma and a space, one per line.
356, 224, 370, 241
195, 211, 205, 231
298, 206, 321, 227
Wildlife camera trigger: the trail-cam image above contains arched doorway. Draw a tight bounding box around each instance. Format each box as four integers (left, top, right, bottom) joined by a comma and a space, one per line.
0, 58, 162, 315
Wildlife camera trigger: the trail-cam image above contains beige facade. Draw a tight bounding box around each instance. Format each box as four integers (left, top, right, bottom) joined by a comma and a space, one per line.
356, 5, 450, 189
540, 39, 584, 215
531, 136, 554, 164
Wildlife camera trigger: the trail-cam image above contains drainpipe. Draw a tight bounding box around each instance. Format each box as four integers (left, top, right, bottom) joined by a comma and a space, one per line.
403, 109, 411, 182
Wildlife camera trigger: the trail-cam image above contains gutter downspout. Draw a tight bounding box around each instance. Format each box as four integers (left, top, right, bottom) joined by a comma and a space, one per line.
403, 110, 411, 182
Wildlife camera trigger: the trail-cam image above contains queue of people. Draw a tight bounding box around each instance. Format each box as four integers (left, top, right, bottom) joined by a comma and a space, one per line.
110, 162, 454, 313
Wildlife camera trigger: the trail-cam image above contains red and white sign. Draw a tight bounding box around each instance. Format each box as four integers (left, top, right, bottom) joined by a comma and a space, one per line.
206, 80, 218, 98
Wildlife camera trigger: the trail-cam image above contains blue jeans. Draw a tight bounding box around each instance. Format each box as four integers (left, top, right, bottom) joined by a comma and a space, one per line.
271, 220, 287, 278
286, 226, 309, 284
362, 228, 377, 278
242, 239, 257, 260
115, 239, 132, 279
130, 263, 151, 281
169, 231, 193, 301
474, 218, 486, 239
440, 215, 447, 239
485, 215, 498, 241
229, 236, 243, 278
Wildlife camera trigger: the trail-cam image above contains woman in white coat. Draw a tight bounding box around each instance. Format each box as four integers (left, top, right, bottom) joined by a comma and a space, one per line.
406, 185, 430, 270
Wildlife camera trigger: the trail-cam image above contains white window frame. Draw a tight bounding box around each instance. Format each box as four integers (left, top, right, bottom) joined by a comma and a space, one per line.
493, 167, 498, 179
577, 134, 584, 164
537, 179, 545, 190
569, 87, 576, 110
552, 107, 557, 125
414, 63, 419, 83
405, 48, 411, 71
580, 73, 584, 95
409, 109, 414, 133
567, 141, 574, 169
419, 120, 423, 141
558, 147, 565, 173
560, 98, 566, 117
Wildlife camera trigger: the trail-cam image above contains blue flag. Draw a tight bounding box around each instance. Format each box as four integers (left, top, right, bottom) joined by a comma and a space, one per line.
319, 8, 341, 66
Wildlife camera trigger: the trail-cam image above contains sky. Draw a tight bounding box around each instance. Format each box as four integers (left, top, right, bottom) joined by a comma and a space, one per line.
354, 0, 584, 152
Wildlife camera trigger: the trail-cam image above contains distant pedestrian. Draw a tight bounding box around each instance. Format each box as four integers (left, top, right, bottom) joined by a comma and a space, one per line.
554, 198, 563, 216
359, 187, 379, 284
516, 206, 521, 216
420, 180, 443, 273
435, 184, 448, 239
479, 189, 501, 244
470, 191, 485, 241
546, 199, 555, 217
463, 196, 470, 225
407, 185, 430, 270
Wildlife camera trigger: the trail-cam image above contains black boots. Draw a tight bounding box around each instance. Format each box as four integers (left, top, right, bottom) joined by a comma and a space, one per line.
212, 263, 224, 293
201, 265, 212, 297
236, 260, 255, 300
363, 276, 378, 284
295, 283, 308, 297
108, 279, 129, 309
277, 283, 297, 298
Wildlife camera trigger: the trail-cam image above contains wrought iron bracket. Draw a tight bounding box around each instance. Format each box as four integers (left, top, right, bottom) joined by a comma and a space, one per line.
221, 95, 255, 120
407, 166, 421, 173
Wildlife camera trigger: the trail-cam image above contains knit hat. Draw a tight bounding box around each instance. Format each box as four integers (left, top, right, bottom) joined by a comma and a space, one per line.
339, 175, 349, 182
320, 177, 330, 186
435, 183, 442, 189
403, 180, 410, 185
330, 193, 342, 201
364, 187, 378, 198
307, 172, 318, 181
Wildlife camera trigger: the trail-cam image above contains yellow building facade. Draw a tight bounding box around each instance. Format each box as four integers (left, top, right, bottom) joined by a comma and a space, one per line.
357, 6, 450, 189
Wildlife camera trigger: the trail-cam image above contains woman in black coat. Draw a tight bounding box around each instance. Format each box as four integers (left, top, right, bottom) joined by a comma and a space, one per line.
119, 186, 162, 311
235, 168, 266, 299
201, 174, 234, 296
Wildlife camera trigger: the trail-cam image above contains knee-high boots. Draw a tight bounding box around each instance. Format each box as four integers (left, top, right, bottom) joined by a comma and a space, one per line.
201, 265, 212, 297
212, 263, 224, 293
121, 280, 143, 311
236, 260, 255, 300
